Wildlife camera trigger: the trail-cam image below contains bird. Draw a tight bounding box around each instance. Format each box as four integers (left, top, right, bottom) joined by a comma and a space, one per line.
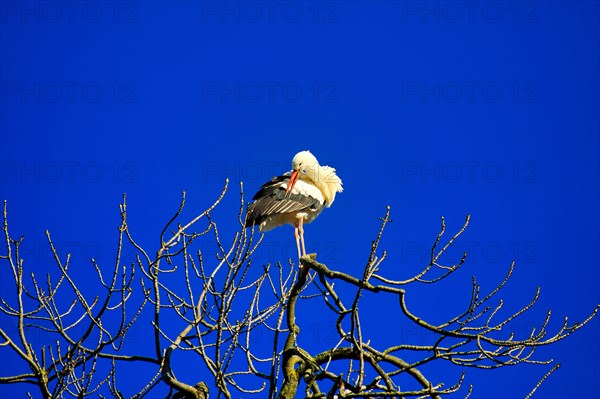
244, 150, 343, 260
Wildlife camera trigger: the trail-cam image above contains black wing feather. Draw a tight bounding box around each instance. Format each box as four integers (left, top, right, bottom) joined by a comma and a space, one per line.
251, 175, 289, 200
245, 175, 321, 228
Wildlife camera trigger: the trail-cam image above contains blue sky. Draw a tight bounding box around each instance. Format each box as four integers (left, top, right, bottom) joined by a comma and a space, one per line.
1, 1, 599, 398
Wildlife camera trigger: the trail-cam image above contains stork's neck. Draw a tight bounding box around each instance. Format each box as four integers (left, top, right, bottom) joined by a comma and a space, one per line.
303, 164, 342, 207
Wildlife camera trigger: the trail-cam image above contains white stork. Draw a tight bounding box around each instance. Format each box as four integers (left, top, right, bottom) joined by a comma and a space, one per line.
245, 150, 343, 260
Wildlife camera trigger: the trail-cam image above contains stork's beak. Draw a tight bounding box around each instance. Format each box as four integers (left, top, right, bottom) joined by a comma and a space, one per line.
285, 170, 300, 195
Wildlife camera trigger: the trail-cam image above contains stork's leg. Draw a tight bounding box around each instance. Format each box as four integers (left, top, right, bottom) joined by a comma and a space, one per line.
294, 223, 302, 261
298, 217, 306, 257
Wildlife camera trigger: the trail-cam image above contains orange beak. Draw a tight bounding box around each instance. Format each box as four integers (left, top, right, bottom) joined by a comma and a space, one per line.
285, 170, 300, 195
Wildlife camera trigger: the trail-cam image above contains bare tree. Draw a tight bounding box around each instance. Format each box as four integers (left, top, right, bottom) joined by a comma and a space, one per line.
1, 181, 598, 398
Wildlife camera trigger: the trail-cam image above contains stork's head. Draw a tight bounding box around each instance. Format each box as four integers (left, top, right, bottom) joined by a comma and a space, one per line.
286, 150, 342, 205
286, 150, 319, 195
291, 150, 319, 173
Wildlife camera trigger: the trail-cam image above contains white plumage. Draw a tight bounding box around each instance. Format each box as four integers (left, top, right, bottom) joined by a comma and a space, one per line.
245, 150, 343, 260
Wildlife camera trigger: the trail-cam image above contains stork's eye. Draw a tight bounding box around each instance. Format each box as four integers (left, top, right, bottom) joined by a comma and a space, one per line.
301, 169, 306, 174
